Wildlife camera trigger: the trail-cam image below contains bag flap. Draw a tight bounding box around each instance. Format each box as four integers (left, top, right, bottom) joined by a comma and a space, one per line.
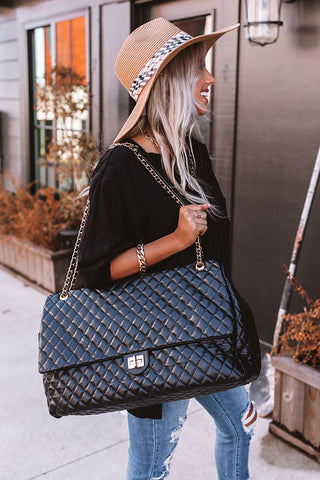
38, 262, 239, 374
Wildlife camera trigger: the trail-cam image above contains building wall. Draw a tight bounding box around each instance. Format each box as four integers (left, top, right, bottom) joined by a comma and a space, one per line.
0, 8, 21, 186
232, 0, 320, 344
0, 0, 131, 185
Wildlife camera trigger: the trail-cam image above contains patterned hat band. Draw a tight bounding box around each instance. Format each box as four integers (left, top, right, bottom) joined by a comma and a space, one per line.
129, 31, 193, 101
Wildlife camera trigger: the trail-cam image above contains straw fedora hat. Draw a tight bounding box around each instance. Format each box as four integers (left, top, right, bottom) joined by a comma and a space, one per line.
114, 17, 240, 143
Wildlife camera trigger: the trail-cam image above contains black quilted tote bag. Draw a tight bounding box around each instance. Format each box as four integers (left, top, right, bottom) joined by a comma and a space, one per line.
38, 143, 261, 418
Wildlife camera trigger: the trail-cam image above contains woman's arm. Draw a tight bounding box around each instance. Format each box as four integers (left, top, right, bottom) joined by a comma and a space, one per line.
110, 203, 209, 280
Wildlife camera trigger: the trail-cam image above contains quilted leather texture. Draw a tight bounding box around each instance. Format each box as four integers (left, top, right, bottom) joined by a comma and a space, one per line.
39, 260, 261, 418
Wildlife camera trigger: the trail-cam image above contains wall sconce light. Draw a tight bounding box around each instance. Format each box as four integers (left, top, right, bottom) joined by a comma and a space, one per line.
244, 0, 285, 46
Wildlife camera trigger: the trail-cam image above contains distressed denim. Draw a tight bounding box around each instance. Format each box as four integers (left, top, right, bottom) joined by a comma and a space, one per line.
125, 386, 256, 480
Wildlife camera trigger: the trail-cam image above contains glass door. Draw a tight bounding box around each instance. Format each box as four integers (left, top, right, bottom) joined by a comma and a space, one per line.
134, 0, 217, 154
28, 15, 89, 191
133, 0, 239, 210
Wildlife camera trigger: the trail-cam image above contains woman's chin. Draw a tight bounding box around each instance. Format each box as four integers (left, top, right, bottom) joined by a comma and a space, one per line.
196, 106, 207, 115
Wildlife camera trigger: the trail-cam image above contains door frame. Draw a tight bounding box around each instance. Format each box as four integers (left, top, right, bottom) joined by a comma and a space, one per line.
132, 0, 240, 216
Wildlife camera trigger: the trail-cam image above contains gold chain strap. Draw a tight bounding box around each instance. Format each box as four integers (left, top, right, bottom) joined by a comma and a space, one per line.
60, 142, 205, 299
110, 142, 205, 271
60, 198, 90, 299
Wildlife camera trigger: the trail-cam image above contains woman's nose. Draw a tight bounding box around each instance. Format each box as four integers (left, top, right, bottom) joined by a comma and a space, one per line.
205, 69, 215, 85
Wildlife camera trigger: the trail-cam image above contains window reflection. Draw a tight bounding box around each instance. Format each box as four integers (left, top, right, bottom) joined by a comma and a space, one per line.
34, 26, 52, 87
31, 17, 88, 191
56, 18, 86, 78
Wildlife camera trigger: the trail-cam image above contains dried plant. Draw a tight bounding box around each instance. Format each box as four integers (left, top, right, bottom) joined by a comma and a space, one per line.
273, 264, 320, 369
41, 132, 98, 191
36, 65, 89, 122
0, 174, 85, 251
35, 65, 98, 191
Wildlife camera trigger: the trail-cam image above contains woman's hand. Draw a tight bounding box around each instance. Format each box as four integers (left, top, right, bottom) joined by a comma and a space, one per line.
173, 204, 209, 249
110, 203, 209, 281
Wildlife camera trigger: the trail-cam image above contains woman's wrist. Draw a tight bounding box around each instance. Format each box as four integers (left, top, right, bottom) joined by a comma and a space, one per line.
110, 231, 190, 281
170, 229, 194, 251
143, 231, 187, 267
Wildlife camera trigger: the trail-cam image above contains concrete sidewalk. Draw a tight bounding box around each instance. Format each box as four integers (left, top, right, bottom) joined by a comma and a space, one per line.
1, 266, 320, 480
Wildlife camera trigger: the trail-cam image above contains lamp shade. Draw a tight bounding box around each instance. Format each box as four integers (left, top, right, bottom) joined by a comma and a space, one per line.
244, 0, 283, 46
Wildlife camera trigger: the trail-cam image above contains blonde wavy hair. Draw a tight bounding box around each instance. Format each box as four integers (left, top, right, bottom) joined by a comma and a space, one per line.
127, 43, 219, 217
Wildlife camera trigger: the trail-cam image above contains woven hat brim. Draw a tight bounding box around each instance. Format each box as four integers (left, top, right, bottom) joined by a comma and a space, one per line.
114, 23, 240, 143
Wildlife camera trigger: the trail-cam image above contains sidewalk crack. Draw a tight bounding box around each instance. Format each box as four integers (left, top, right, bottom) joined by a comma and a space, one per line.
24, 438, 129, 480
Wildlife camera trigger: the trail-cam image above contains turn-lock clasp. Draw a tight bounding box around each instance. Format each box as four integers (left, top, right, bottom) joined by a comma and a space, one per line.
124, 350, 149, 374
128, 354, 145, 369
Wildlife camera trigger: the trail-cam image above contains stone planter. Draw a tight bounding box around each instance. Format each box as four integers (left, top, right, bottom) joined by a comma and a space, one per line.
0, 235, 72, 293
269, 355, 320, 462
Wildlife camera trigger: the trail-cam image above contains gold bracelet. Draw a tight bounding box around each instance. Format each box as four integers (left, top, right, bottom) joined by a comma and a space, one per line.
136, 244, 148, 275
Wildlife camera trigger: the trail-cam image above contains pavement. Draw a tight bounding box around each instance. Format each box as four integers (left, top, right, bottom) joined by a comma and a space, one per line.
1, 266, 320, 480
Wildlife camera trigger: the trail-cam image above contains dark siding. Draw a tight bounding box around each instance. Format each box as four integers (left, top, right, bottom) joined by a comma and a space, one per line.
232, 2, 320, 343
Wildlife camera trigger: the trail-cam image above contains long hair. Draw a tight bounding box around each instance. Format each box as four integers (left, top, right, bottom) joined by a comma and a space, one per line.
127, 43, 220, 216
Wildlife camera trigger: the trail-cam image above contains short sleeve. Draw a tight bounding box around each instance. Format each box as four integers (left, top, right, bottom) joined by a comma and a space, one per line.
78, 147, 145, 289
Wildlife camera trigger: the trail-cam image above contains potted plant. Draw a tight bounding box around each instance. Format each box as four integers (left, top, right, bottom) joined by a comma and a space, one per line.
0, 66, 98, 292
270, 266, 320, 462
0, 174, 85, 292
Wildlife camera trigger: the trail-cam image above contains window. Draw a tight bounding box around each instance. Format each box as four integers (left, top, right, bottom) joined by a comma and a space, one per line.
29, 16, 88, 190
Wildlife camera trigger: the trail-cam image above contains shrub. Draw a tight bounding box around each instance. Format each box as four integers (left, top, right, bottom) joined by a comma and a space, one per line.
0, 174, 85, 251
274, 265, 320, 369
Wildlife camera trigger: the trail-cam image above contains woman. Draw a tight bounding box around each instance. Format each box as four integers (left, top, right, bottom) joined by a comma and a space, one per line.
78, 17, 258, 480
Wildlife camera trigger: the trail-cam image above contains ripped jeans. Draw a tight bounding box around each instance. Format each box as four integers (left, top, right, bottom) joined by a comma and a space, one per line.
125, 386, 257, 480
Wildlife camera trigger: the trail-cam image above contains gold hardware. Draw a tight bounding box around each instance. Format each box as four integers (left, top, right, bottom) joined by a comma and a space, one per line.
136, 244, 148, 275
128, 354, 145, 369
195, 261, 205, 272
59, 293, 69, 300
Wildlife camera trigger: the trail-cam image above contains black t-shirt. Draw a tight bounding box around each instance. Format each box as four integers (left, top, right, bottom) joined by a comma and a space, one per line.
78, 138, 231, 419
